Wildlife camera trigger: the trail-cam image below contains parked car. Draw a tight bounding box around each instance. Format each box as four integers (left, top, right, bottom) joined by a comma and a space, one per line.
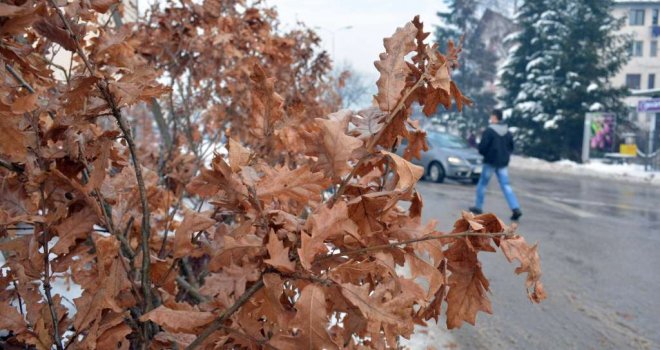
400, 131, 483, 184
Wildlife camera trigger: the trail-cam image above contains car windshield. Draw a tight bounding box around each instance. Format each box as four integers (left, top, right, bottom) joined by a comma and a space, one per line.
428, 133, 469, 149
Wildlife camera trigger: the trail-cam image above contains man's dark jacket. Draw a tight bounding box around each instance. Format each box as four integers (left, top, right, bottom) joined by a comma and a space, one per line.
478, 123, 514, 168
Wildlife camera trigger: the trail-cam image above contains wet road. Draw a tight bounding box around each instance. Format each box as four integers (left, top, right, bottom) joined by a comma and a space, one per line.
415, 169, 660, 350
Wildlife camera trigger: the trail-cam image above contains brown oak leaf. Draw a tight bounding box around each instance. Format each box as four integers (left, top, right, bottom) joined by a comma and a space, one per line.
139, 305, 214, 333
264, 231, 295, 273
315, 118, 363, 180
174, 210, 215, 258
445, 239, 493, 329
374, 22, 417, 112
380, 150, 424, 192
500, 236, 547, 303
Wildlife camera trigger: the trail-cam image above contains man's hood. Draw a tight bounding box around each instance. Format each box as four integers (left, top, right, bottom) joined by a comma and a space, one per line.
489, 123, 509, 136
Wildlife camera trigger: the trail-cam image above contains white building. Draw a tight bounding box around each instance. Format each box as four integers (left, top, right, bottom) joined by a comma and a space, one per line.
611, 0, 660, 107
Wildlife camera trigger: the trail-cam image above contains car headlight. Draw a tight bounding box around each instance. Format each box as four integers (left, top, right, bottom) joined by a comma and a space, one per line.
447, 156, 464, 165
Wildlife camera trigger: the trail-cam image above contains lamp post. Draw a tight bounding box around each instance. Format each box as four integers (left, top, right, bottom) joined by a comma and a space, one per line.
314, 25, 353, 59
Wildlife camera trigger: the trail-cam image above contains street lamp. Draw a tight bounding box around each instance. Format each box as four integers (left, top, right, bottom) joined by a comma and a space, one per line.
314, 25, 353, 59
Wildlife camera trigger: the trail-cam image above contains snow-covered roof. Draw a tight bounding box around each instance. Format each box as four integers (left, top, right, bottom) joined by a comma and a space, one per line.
613, 0, 660, 4
631, 88, 660, 97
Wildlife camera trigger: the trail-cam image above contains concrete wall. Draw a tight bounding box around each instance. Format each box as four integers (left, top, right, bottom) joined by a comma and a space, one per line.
611, 1, 660, 107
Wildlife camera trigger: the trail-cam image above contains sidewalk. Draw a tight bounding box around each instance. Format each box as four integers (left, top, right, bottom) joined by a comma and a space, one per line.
509, 156, 660, 185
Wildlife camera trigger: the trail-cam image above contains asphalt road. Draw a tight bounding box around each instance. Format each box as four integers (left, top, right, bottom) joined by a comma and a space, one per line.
413, 169, 660, 350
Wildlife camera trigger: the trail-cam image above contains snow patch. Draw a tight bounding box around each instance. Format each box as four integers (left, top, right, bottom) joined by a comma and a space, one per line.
589, 102, 604, 111
400, 322, 457, 350
510, 156, 660, 185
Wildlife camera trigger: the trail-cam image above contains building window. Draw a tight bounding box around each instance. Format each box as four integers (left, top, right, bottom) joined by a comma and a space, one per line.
629, 9, 646, 25
653, 9, 659, 25
626, 74, 641, 90
629, 41, 644, 57
650, 74, 656, 89
652, 40, 658, 57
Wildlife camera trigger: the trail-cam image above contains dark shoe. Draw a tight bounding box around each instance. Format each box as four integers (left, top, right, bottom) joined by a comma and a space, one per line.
511, 209, 522, 221
469, 206, 483, 214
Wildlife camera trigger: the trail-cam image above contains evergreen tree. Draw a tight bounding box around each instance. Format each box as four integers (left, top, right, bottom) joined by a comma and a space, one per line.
435, 0, 498, 138
500, 0, 629, 161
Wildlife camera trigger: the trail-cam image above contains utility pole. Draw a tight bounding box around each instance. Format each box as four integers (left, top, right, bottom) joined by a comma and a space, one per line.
314, 25, 353, 59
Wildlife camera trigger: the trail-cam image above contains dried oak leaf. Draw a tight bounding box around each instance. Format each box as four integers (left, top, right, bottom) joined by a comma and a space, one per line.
228, 138, 251, 172
314, 118, 363, 180
10, 93, 37, 114
187, 155, 248, 201
250, 64, 285, 137
339, 278, 424, 339
264, 231, 295, 273
0, 3, 25, 17
33, 17, 77, 52
500, 236, 547, 303
51, 206, 97, 255
0, 116, 28, 161
90, 0, 119, 13
350, 107, 387, 141
257, 165, 329, 205
380, 150, 424, 192
173, 210, 215, 258
374, 21, 417, 112
244, 273, 293, 328
406, 253, 444, 300
0, 301, 28, 334
270, 284, 339, 350
298, 201, 359, 270
402, 128, 428, 161
139, 305, 214, 333
450, 81, 472, 112
445, 239, 492, 329
429, 60, 451, 93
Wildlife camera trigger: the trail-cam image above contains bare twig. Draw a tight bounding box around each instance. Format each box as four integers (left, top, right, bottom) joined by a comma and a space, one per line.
5, 64, 35, 93
47, 0, 155, 314
5, 64, 57, 120
175, 276, 210, 303
38, 186, 64, 350
150, 98, 173, 152
24, 101, 64, 350
12, 281, 24, 316
39, 55, 70, 83
0, 158, 24, 173
314, 231, 515, 263
186, 278, 266, 350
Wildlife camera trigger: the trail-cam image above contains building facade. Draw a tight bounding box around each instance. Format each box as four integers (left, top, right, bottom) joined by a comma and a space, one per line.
611, 0, 660, 106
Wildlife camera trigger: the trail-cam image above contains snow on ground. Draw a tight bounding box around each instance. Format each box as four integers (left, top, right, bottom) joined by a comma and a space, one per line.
401, 323, 457, 350
510, 155, 660, 185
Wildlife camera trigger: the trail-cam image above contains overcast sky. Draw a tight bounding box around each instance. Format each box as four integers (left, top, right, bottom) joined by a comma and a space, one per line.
269, 1, 447, 80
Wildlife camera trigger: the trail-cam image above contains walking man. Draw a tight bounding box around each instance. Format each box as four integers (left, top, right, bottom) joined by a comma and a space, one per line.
469, 109, 522, 221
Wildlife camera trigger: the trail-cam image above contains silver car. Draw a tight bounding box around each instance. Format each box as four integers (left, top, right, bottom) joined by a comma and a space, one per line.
401, 131, 483, 184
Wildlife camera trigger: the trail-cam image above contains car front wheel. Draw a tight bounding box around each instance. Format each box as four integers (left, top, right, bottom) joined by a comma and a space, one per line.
428, 162, 445, 183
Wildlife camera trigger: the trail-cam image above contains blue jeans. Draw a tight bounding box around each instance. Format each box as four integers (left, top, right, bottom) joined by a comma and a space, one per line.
475, 164, 520, 211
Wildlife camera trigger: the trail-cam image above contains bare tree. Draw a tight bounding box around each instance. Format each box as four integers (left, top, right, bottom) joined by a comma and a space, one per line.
334, 62, 372, 109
